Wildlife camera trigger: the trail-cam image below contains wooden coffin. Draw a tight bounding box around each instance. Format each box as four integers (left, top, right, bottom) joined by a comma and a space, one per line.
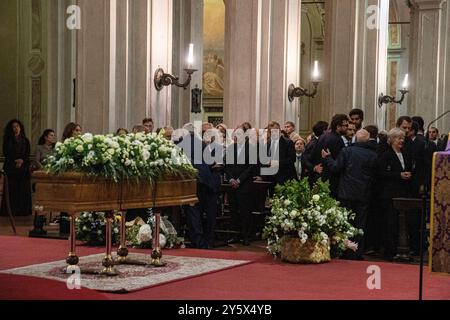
32, 171, 198, 214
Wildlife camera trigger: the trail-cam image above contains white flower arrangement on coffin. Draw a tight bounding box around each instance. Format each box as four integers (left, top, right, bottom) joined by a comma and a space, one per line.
44, 132, 196, 182
262, 179, 363, 259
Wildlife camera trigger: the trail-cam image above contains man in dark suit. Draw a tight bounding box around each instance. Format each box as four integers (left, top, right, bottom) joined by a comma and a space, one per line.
177, 124, 221, 249
225, 127, 258, 246
260, 121, 297, 193
322, 129, 378, 260
303, 121, 328, 185
364, 125, 379, 152
437, 134, 449, 151
310, 114, 349, 198
405, 121, 426, 197
363, 124, 384, 255
294, 138, 308, 179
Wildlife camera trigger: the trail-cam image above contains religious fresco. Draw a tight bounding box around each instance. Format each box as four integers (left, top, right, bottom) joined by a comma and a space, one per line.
203, 0, 225, 100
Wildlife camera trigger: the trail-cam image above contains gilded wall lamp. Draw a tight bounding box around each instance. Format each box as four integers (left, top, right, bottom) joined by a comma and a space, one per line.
288, 61, 321, 102
154, 44, 198, 91
378, 74, 409, 108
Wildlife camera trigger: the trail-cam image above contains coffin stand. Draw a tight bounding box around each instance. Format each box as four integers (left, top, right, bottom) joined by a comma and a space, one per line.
32, 171, 198, 275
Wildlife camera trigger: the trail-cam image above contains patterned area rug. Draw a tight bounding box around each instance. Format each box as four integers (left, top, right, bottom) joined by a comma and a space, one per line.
1, 253, 251, 293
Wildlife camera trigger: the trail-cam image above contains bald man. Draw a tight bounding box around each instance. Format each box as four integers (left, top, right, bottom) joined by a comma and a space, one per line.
322, 129, 378, 260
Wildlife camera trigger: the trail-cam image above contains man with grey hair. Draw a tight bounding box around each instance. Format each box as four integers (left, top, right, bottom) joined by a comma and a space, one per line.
322, 129, 378, 260
177, 122, 221, 249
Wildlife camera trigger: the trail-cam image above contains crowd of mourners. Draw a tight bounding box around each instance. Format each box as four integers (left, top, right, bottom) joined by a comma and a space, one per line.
1, 111, 448, 261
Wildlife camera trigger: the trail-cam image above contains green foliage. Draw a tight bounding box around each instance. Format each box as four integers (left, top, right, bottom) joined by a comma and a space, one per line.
75, 212, 120, 246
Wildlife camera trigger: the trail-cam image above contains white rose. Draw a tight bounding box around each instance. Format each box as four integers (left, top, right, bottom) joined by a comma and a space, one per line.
312, 194, 320, 202
82, 133, 93, 143
76, 145, 84, 153
137, 224, 152, 244
107, 148, 115, 155
284, 200, 291, 206
135, 133, 144, 141
143, 150, 150, 161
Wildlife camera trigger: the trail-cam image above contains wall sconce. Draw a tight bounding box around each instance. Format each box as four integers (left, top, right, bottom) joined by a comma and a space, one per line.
378, 74, 409, 108
288, 61, 321, 102
154, 43, 198, 91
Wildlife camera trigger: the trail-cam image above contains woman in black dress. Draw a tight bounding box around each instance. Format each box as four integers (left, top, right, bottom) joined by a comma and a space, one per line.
2, 120, 32, 216
377, 127, 413, 261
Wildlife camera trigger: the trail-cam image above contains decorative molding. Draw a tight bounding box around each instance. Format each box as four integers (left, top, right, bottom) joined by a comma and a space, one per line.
410, 0, 446, 10
27, 54, 45, 76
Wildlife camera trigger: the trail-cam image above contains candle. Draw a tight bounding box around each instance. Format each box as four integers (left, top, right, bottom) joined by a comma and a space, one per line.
187, 43, 194, 69
402, 74, 409, 89
312, 60, 320, 81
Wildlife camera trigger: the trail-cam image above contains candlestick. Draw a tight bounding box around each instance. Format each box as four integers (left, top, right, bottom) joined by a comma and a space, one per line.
151, 212, 166, 267
154, 212, 160, 249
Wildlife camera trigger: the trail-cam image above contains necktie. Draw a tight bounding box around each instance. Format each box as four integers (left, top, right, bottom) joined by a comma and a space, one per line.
267, 140, 272, 157
296, 155, 302, 177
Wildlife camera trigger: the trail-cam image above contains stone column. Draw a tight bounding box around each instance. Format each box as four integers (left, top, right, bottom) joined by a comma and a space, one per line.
354, 0, 390, 129
409, 0, 448, 132
75, 0, 174, 133
441, 1, 450, 134
322, 0, 357, 122
75, 0, 111, 134
224, 0, 302, 129
47, 0, 76, 137
323, 0, 389, 128
149, 0, 173, 128
172, 0, 203, 128
127, 0, 149, 129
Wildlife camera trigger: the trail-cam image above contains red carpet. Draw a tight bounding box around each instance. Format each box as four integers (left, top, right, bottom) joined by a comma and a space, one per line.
0, 236, 449, 300
0, 274, 108, 300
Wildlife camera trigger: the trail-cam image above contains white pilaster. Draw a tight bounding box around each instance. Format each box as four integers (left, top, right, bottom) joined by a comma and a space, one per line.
224, 0, 302, 129
409, 0, 447, 129
150, 0, 173, 128
75, 0, 110, 134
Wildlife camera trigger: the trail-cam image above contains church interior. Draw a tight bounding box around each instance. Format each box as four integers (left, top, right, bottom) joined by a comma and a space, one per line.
0, 0, 449, 302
